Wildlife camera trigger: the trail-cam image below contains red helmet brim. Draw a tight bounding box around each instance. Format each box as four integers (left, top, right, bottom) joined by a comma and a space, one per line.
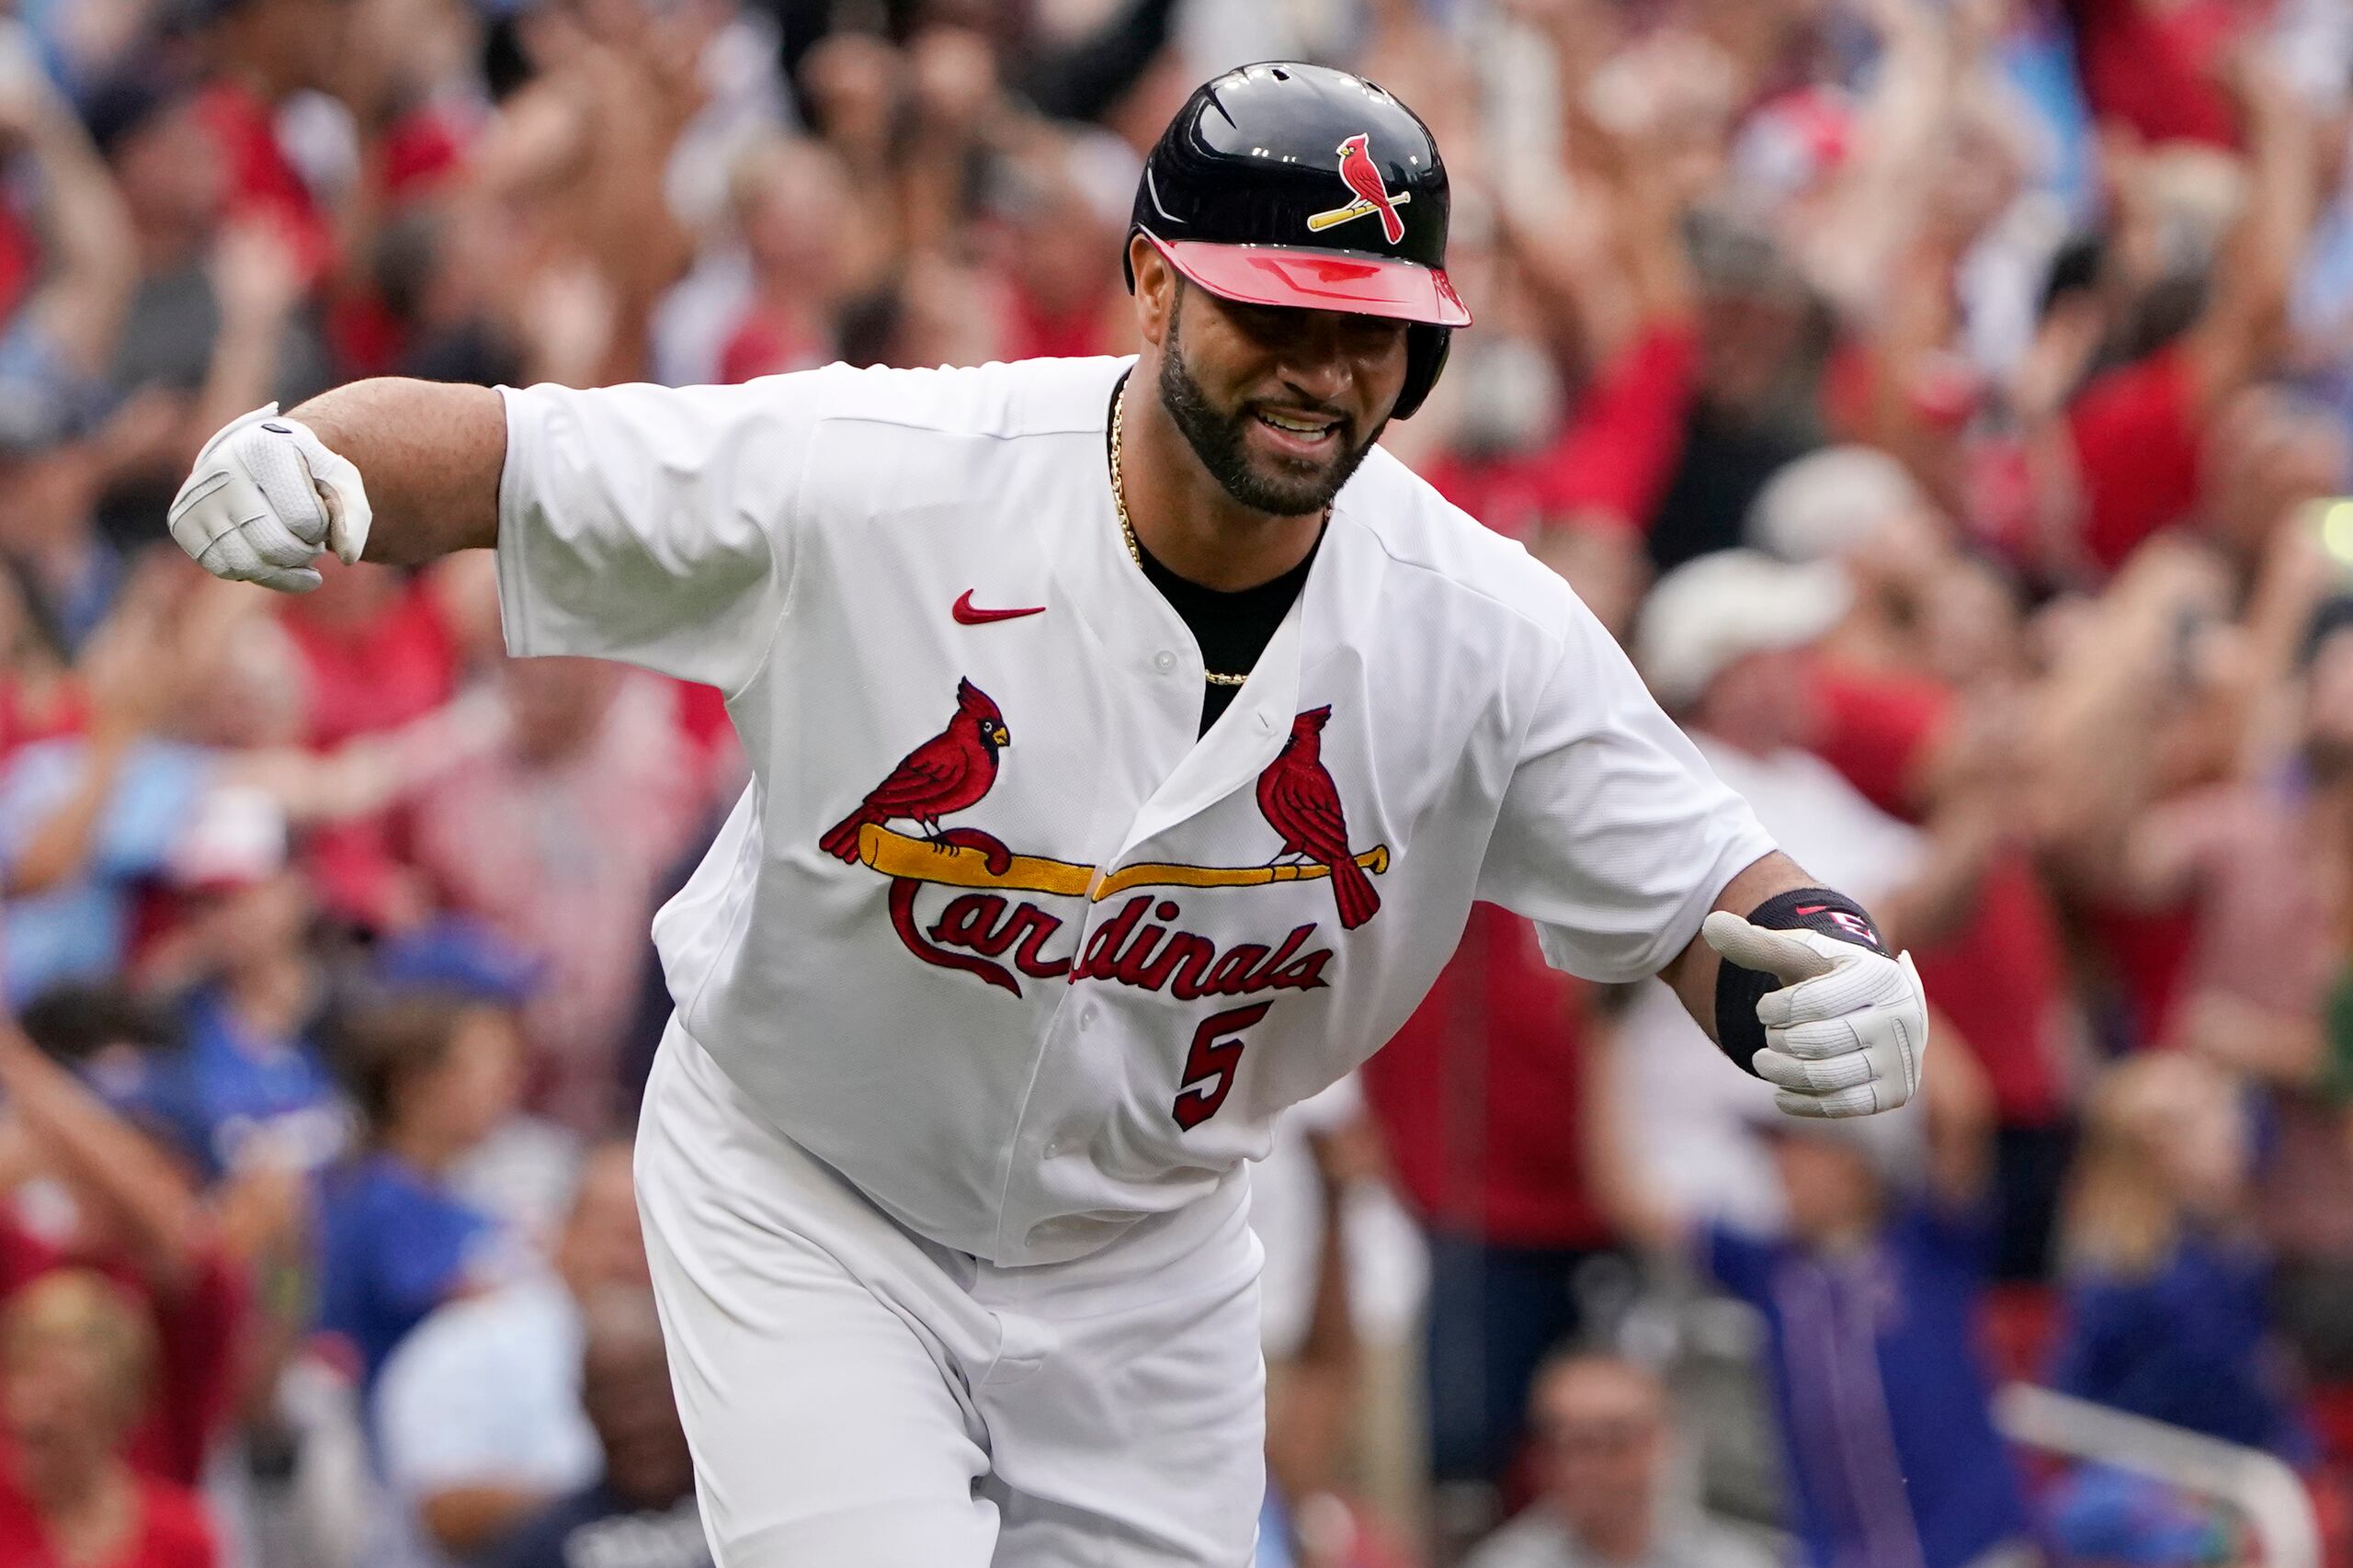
1145, 232, 1472, 328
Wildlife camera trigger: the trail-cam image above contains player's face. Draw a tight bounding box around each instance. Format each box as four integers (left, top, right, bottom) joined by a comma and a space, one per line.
1158, 282, 1409, 517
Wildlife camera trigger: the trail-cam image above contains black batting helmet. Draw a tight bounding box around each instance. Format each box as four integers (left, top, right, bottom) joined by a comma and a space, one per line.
1127, 62, 1470, 420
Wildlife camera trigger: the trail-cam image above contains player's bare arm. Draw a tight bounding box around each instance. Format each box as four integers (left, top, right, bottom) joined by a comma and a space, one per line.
1659, 847, 1811, 1030
165, 378, 506, 592
300, 380, 507, 562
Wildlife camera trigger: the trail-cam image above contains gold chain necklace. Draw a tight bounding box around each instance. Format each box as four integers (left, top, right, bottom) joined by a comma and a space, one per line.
1109, 388, 1252, 688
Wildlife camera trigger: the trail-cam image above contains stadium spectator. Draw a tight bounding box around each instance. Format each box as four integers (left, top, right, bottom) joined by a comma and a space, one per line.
1461, 1355, 1775, 1568
1362, 910, 1616, 1532
1596, 1028, 2031, 1568
132, 787, 347, 1184
484, 1287, 708, 1568
366, 915, 571, 1242
1744, 447, 2091, 1277
0, 572, 180, 1000
313, 993, 522, 1388
711, 134, 867, 384
2100, 583, 2353, 1383
0, 1270, 217, 1568
404, 655, 700, 1131
0, 1011, 247, 1488
184, 0, 353, 289
376, 1140, 644, 1563
1610, 550, 1986, 1232
1251, 1079, 1423, 1568
91, 72, 325, 558
0, 22, 137, 654
2049, 1051, 2309, 1457
2052, 51, 2320, 583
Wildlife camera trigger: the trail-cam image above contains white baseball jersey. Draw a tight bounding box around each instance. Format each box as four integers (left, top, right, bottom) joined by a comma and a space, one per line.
494, 354, 1775, 1267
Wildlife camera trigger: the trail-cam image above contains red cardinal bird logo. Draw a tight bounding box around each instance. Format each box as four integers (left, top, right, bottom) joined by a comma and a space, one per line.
820, 678, 1011, 861
1308, 133, 1410, 245
1256, 706, 1381, 930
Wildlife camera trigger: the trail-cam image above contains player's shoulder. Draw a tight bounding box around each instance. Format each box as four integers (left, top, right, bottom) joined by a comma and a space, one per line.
773, 356, 1126, 442
1334, 446, 1584, 642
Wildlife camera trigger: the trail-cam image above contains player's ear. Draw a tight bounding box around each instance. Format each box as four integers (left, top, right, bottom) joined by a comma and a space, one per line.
1131, 234, 1176, 348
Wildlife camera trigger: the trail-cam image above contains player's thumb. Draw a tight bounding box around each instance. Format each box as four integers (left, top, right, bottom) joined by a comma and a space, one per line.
284, 422, 373, 565
1701, 911, 1839, 986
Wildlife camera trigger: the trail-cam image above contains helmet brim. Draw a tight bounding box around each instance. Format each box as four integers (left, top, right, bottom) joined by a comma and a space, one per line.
1145, 231, 1472, 328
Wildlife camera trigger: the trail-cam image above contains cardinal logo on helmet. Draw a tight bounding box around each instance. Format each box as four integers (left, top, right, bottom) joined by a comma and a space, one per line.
1309, 133, 1411, 244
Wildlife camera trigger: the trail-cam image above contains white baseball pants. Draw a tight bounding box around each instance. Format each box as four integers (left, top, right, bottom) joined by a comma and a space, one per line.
634, 1019, 1267, 1567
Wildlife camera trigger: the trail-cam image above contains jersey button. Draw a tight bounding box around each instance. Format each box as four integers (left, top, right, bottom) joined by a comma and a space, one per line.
1153, 650, 1178, 674
1044, 1142, 1061, 1158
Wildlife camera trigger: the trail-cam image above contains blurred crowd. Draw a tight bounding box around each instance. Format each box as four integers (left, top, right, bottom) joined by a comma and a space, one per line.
0, 0, 2350, 1564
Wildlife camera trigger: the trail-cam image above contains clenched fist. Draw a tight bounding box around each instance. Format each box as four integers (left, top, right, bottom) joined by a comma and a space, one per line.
1702, 911, 1927, 1119
168, 404, 372, 593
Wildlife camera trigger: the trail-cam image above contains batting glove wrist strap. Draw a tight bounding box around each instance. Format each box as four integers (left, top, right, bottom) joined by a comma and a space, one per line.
1712, 888, 1885, 1075
1701, 896, 1925, 1119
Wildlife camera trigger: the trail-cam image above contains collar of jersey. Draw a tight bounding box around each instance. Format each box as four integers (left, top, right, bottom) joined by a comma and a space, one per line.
1041, 358, 1353, 858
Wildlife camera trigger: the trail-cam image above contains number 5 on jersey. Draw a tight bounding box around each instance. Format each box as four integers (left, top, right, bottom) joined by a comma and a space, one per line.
1171, 1004, 1273, 1131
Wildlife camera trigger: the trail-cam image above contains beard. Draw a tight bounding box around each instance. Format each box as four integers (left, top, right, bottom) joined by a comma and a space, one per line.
1156, 301, 1388, 517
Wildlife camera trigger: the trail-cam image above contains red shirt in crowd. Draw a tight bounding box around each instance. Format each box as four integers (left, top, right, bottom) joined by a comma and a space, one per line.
1809, 663, 2072, 1126
2066, 345, 2205, 574
2064, 0, 2247, 150
280, 577, 462, 925
191, 84, 335, 287
2081, 898, 2200, 1050
1427, 323, 1697, 540
717, 310, 831, 385
0, 206, 35, 329
281, 579, 460, 751
1360, 903, 1609, 1249
0, 1223, 247, 1490
998, 282, 1120, 364
0, 1467, 215, 1568
0, 683, 87, 767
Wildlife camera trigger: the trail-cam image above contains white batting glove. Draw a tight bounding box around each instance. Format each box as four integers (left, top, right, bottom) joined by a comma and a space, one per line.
1702, 911, 1927, 1119
167, 403, 372, 593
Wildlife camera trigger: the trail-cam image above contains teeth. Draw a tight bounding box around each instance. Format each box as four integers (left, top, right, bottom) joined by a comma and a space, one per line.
1260, 412, 1333, 436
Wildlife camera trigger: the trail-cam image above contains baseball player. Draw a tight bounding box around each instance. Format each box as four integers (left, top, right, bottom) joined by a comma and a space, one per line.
167, 62, 1927, 1568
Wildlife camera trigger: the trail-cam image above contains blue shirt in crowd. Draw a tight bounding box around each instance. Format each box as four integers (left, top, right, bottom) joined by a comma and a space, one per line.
2050, 1231, 2309, 1459
0, 739, 209, 1005
315, 1153, 500, 1388
1704, 1204, 2028, 1568
104, 990, 351, 1180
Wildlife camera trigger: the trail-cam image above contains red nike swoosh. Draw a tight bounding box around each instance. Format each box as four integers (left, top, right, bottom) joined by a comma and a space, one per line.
952, 591, 1045, 626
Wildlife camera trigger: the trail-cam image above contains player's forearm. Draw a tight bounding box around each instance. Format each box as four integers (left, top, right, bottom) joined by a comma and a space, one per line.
286, 379, 508, 563
1658, 849, 1812, 1041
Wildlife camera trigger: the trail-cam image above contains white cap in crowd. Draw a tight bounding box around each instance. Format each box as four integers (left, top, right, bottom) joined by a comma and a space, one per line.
166, 785, 290, 892
1635, 549, 1851, 711
1745, 444, 1926, 563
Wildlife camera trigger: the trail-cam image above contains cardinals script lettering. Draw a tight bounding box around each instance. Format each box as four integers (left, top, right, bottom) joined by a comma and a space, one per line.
903, 889, 1334, 1002
825, 686, 1386, 1127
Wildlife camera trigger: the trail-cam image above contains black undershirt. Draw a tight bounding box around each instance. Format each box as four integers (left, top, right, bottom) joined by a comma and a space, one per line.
1108, 374, 1321, 734
1134, 533, 1319, 733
